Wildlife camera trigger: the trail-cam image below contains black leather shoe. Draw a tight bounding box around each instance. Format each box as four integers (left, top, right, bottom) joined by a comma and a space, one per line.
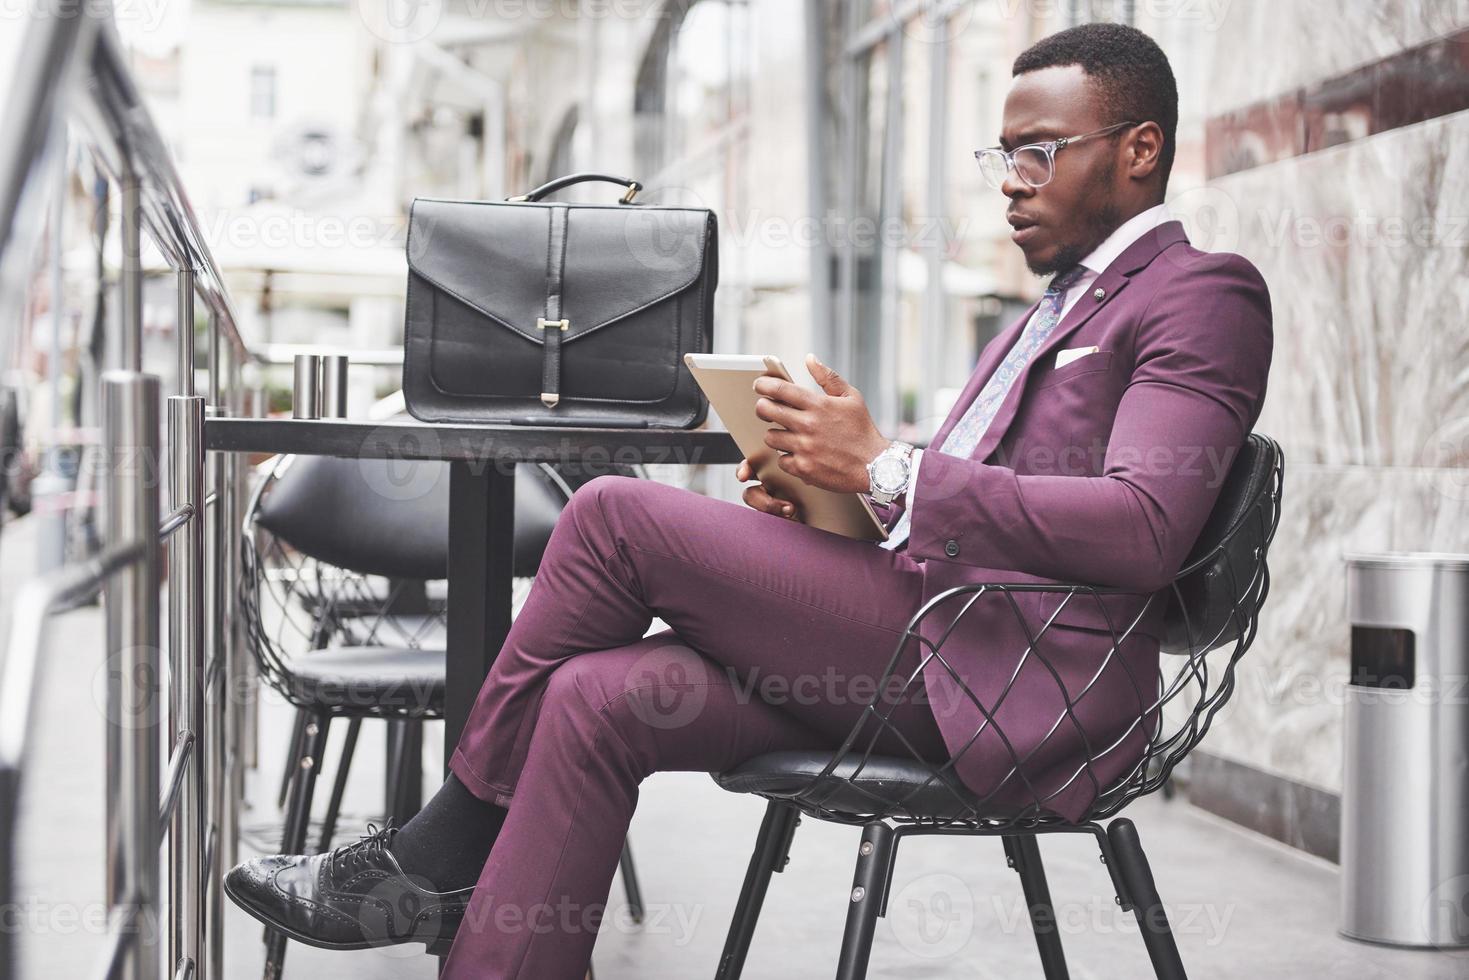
224, 823, 472, 955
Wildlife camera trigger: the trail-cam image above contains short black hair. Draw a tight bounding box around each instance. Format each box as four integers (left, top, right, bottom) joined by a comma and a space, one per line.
1012, 22, 1178, 190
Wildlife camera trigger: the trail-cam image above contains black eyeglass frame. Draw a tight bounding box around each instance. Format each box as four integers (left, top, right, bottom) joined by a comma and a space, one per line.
974, 120, 1142, 189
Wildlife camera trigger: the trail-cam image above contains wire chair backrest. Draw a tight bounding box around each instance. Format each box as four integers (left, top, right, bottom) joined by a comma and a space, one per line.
1089, 432, 1284, 816
785, 434, 1284, 829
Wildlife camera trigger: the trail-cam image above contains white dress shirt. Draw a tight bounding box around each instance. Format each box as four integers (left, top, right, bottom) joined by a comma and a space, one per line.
896, 203, 1172, 512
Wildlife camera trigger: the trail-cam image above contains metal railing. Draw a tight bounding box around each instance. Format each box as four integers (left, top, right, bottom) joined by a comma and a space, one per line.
0, 7, 262, 980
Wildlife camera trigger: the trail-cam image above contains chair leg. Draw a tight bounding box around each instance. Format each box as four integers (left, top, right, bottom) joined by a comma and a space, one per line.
401, 720, 424, 815
619, 840, 645, 924
383, 720, 402, 821
386, 720, 424, 825
263, 712, 331, 980
715, 801, 800, 980
1106, 818, 1187, 980
316, 717, 362, 853
834, 821, 895, 980
276, 709, 307, 809
1003, 835, 1070, 980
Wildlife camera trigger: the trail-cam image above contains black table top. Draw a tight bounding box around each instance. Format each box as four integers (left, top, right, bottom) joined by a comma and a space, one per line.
204, 416, 744, 466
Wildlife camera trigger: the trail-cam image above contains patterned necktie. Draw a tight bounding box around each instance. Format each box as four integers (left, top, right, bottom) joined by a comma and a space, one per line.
881, 265, 1087, 552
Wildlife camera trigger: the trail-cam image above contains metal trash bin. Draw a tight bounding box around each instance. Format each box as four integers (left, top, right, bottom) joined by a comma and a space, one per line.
1342, 552, 1469, 948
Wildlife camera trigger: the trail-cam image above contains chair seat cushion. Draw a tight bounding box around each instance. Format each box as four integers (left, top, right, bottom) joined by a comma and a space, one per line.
283, 647, 445, 717
713, 751, 987, 821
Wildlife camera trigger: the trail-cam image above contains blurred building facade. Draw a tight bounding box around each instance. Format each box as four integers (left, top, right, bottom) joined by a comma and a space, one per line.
118, 0, 1469, 860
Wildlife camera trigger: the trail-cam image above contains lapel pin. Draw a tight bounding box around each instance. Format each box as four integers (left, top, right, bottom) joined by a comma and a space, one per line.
1093, 287, 1106, 300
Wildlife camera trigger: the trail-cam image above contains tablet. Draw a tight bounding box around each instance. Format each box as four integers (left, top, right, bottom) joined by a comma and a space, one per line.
684, 353, 889, 542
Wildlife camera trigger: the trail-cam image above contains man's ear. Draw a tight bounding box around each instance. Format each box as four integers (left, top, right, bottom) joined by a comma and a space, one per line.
1127, 122, 1164, 181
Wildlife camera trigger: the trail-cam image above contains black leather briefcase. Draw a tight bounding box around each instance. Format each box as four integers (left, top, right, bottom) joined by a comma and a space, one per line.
401, 173, 717, 428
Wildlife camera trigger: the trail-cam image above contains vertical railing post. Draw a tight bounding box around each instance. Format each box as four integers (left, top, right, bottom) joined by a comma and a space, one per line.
177, 269, 195, 397
207, 310, 220, 407
203, 400, 227, 980
0, 765, 15, 980
167, 394, 205, 979
119, 174, 143, 372
202, 304, 227, 980
102, 369, 161, 980
225, 354, 249, 867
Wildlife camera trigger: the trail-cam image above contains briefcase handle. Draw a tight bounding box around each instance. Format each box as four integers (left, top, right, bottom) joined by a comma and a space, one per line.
507, 172, 643, 205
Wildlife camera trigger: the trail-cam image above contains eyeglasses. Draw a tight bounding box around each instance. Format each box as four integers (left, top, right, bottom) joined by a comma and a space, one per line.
974, 121, 1140, 190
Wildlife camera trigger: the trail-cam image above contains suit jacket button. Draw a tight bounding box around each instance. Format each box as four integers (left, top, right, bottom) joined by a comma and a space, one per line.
944, 539, 960, 558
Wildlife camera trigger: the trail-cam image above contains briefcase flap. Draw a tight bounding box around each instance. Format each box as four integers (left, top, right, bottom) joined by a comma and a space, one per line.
405, 197, 715, 344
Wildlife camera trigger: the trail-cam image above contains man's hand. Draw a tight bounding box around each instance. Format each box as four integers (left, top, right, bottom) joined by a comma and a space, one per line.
749, 353, 889, 495
735, 457, 801, 520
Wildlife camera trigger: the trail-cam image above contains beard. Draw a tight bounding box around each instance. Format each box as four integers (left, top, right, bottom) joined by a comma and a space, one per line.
1026, 158, 1123, 277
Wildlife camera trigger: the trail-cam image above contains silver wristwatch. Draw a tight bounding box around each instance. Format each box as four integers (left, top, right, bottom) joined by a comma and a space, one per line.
866, 440, 915, 505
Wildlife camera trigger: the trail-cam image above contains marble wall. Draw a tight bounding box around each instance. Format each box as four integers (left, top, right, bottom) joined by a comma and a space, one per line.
1184, 2, 1469, 794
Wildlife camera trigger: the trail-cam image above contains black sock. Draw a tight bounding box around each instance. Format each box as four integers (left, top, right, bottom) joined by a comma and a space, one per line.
388, 772, 508, 891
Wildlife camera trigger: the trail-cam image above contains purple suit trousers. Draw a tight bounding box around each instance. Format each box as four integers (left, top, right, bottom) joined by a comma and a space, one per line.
443, 474, 950, 978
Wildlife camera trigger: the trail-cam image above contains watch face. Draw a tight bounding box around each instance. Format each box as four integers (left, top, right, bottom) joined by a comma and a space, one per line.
872, 455, 907, 492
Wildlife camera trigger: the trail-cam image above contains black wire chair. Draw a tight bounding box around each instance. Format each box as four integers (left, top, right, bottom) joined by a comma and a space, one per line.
240, 451, 649, 976
711, 433, 1285, 980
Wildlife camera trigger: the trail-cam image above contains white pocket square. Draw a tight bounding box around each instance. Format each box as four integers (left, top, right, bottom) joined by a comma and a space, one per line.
1054, 346, 1100, 369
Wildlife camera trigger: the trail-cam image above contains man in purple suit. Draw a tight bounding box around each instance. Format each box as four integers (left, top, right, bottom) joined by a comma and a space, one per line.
226, 22, 1271, 979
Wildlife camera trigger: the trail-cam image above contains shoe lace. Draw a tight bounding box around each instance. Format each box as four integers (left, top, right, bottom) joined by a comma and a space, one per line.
328, 820, 398, 877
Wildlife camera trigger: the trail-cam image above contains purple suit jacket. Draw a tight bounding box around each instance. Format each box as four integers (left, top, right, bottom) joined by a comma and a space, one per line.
881, 221, 1273, 821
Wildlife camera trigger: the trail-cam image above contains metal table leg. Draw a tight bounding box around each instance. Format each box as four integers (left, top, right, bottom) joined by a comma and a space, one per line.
443, 461, 516, 775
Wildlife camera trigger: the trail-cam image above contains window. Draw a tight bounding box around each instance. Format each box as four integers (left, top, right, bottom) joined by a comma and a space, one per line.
1068, 0, 1136, 27
543, 106, 578, 185
632, 0, 752, 351
249, 65, 276, 120
633, 0, 750, 185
